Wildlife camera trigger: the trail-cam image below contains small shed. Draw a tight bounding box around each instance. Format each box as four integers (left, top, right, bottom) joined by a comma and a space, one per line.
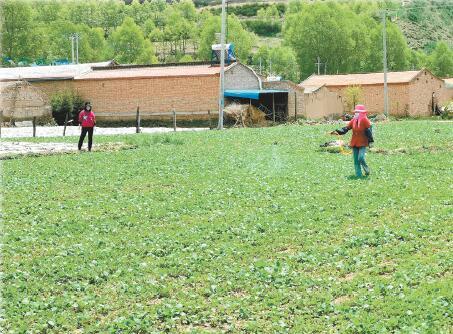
224, 89, 289, 122
0, 80, 51, 122
262, 80, 304, 120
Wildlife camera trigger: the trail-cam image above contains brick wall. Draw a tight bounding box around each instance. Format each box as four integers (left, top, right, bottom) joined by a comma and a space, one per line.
325, 72, 447, 117
225, 63, 260, 90
327, 84, 410, 116
408, 70, 447, 116
72, 75, 220, 120
439, 87, 453, 105
32, 80, 75, 99
26, 64, 263, 121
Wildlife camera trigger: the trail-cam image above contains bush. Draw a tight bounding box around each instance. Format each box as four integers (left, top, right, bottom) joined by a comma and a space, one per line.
51, 91, 84, 126
209, 3, 286, 17
244, 20, 281, 37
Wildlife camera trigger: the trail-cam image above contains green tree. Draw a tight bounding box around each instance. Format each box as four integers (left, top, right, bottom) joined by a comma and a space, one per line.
174, 0, 198, 21
0, 0, 33, 61
427, 41, 453, 77
406, 0, 427, 23
107, 17, 157, 64
284, 3, 353, 79
408, 49, 428, 70
179, 54, 194, 63
32, 0, 62, 24
65, 0, 102, 28
124, 0, 158, 28
98, 0, 126, 38
198, 14, 255, 61
143, 19, 156, 37
344, 85, 363, 113
252, 46, 298, 82
367, 21, 410, 72
246, 5, 281, 37
31, 20, 107, 63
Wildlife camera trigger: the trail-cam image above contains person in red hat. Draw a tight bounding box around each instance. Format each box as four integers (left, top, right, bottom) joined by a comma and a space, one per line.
332, 105, 374, 177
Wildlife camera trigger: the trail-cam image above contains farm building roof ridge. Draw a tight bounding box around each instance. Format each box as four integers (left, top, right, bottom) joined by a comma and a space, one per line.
75, 62, 239, 80
0, 60, 116, 82
299, 69, 434, 87
91, 60, 235, 71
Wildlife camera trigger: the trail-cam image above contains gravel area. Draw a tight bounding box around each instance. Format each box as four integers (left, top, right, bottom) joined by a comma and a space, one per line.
0, 141, 135, 158
0, 126, 208, 139
1, 141, 85, 158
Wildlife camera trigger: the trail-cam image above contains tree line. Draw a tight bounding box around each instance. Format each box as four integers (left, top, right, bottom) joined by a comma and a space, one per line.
1, 0, 452, 81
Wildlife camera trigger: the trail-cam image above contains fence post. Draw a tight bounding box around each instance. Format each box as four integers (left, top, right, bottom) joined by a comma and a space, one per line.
272, 93, 276, 124
63, 112, 69, 137
294, 92, 297, 122
33, 117, 37, 137
136, 106, 141, 133
173, 110, 177, 132
208, 110, 212, 130
0, 110, 3, 138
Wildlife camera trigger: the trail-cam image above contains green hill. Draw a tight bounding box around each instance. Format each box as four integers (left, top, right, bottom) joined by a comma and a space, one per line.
197, 0, 453, 52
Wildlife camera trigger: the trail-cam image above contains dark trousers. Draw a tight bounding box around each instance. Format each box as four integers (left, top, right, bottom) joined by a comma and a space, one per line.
78, 127, 94, 151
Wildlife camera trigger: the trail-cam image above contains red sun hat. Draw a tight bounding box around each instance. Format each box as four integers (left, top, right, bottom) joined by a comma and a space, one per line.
355, 104, 367, 113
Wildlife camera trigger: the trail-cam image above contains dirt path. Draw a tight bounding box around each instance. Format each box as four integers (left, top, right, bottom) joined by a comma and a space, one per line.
0, 126, 208, 139
0, 141, 134, 159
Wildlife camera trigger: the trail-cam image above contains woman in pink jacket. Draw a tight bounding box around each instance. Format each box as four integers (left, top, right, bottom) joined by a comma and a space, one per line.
78, 102, 96, 152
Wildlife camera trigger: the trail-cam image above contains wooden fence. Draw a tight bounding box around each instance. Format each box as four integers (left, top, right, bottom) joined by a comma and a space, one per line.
0, 109, 217, 138
98, 108, 218, 133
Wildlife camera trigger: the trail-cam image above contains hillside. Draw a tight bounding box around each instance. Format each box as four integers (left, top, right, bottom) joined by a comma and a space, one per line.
197, 0, 453, 52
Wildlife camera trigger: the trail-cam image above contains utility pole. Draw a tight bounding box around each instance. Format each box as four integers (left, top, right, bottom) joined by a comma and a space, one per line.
226, 0, 229, 43
75, 33, 79, 64
70, 33, 80, 64
382, 10, 389, 117
217, 0, 226, 130
316, 56, 322, 75
70, 35, 75, 64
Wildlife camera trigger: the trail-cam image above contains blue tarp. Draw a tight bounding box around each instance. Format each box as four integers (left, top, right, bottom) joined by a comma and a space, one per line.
224, 89, 288, 100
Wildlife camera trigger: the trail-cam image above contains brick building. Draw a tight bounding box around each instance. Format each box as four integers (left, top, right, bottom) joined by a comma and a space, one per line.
1, 61, 268, 121
300, 69, 449, 116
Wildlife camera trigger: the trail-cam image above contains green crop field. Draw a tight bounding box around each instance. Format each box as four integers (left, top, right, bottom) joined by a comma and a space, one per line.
1, 121, 452, 333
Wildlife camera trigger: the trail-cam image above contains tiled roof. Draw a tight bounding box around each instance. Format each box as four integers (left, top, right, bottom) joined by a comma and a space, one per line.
0, 61, 116, 81
75, 63, 236, 80
300, 70, 422, 87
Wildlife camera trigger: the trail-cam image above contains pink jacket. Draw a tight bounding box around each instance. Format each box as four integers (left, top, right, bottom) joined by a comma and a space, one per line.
79, 110, 96, 127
